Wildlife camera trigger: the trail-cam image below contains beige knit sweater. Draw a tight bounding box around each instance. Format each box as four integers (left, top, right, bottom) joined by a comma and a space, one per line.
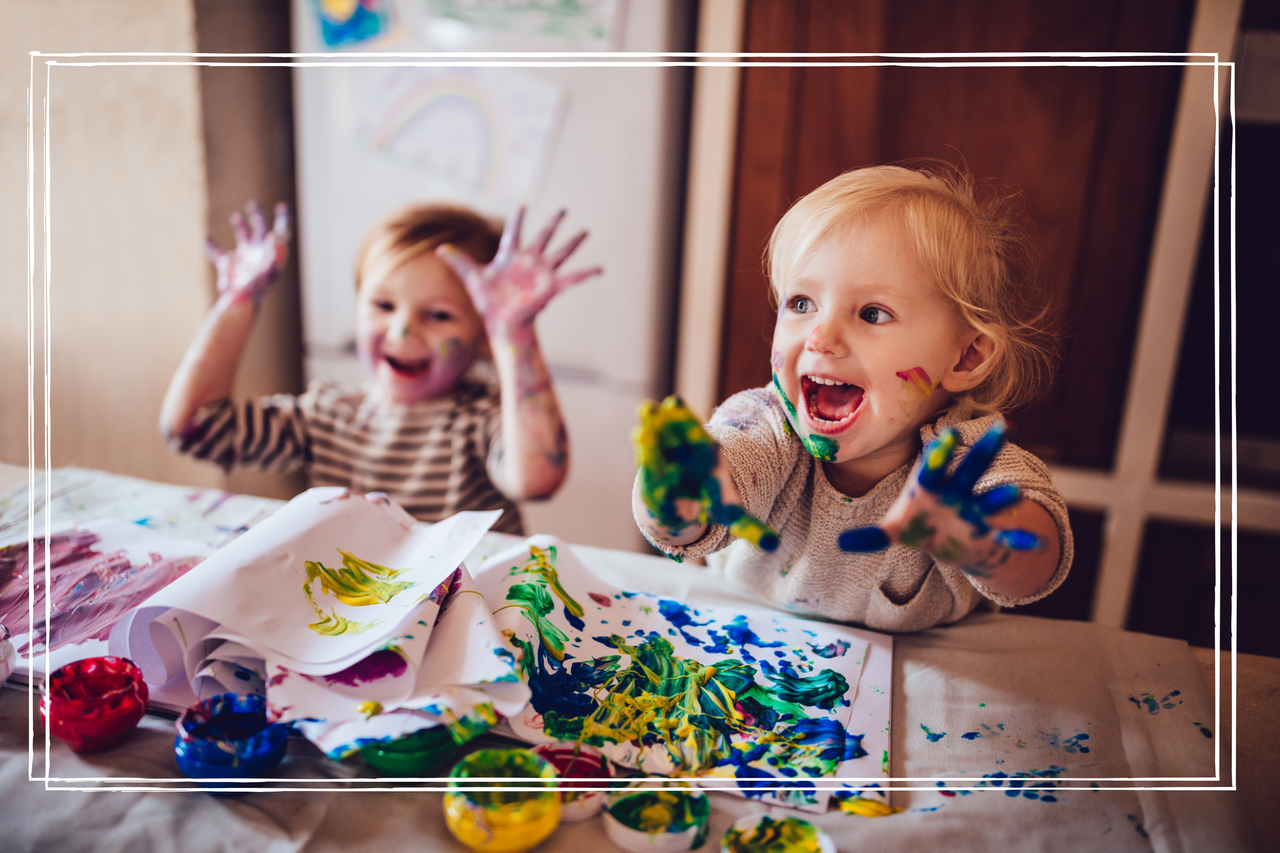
635, 387, 1074, 633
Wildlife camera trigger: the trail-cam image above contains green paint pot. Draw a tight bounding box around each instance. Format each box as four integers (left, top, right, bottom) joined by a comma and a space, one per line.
720, 813, 836, 853
603, 780, 711, 853
360, 725, 458, 776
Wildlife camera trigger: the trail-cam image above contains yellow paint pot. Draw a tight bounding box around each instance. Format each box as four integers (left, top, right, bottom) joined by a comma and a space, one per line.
443, 748, 561, 853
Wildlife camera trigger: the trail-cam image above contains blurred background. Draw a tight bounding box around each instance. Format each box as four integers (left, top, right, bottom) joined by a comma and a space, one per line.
2, 0, 1276, 657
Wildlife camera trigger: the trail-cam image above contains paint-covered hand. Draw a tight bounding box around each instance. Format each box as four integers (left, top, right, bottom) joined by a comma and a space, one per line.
837, 420, 1041, 576
633, 395, 779, 552
437, 206, 602, 343
205, 201, 291, 307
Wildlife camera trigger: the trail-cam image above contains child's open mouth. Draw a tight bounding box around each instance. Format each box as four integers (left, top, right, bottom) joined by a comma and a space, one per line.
384, 355, 431, 377
801, 375, 863, 430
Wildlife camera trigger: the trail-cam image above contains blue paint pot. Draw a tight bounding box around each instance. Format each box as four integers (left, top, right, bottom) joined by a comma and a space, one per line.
174, 693, 289, 787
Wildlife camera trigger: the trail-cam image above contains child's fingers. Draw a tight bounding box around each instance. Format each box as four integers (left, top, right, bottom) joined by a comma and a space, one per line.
547, 229, 587, 269
726, 510, 780, 552
246, 201, 267, 242
975, 483, 1021, 517
838, 526, 891, 552
203, 236, 225, 265
272, 203, 292, 242
949, 420, 1007, 498
530, 208, 566, 256
496, 205, 525, 263
916, 429, 957, 491
435, 243, 482, 280
230, 210, 250, 246
993, 528, 1042, 551
550, 265, 603, 297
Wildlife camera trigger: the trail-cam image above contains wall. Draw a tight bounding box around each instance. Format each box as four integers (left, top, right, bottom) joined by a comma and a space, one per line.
5, 2, 304, 501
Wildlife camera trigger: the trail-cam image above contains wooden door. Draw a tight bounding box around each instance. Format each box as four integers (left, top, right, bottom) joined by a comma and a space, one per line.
719, 0, 1196, 472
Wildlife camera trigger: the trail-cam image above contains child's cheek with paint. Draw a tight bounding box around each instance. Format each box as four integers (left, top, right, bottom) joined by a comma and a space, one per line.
893, 366, 942, 423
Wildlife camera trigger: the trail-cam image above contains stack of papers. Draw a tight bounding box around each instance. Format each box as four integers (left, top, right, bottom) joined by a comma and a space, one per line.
107, 488, 528, 758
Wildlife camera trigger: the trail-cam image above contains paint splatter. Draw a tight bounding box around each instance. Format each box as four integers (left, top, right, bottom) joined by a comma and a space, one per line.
935, 765, 1067, 802
0, 529, 204, 655
323, 647, 409, 687
807, 639, 851, 659
304, 550, 413, 607
920, 724, 946, 742
500, 547, 862, 783
1127, 690, 1182, 715
1192, 721, 1213, 738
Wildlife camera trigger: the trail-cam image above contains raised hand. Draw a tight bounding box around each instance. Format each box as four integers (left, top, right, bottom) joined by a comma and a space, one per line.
633, 396, 779, 552
837, 420, 1040, 576
436, 206, 602, 344
205, 201, 291, 307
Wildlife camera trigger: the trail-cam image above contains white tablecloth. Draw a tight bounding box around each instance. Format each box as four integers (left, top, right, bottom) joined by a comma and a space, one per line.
0, 467, 1262, 852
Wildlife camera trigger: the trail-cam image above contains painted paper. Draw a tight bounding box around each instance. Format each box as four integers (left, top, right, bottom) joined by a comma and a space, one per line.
354, 66, 566, 211
473, 536, 893, 812
108, 488, 526, 758
0, 519, 212, 681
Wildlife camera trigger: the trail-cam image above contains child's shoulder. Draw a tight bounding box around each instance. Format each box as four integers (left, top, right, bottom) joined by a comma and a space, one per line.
925, 408, 1052, 480
710, 386, 788, 433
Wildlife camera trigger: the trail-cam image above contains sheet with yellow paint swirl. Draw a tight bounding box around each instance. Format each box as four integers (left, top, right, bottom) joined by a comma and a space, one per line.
473, 535, 894, 814
109, 488, 509, 724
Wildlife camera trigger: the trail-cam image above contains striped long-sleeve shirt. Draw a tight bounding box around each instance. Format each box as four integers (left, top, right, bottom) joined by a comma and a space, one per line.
170, 377, 524, 534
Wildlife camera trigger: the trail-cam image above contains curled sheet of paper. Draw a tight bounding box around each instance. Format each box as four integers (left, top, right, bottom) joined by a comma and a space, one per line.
473, 536, 894, 814
110, 488, 519, 756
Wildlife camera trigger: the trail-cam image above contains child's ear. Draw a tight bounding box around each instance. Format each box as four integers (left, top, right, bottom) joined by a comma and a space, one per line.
940, 330, 999, 393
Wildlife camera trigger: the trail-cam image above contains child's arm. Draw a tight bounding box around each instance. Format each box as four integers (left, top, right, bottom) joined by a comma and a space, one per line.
631, 396, 779, 552
838, 421, 1060, 599
437, 207, 599, 501
159, 202, 291, 441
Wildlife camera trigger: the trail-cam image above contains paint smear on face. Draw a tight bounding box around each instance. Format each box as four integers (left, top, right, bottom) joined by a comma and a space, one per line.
0, 530, 203, 656
895, 367, 937, 420
772, 372, 839, 461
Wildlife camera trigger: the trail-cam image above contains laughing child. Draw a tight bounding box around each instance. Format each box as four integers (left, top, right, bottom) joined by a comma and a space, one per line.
161, 201, 600, 534
633, 164, 1072, 631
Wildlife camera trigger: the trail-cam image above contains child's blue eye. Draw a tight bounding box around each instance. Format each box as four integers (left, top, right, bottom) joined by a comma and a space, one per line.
788, 296, 813, 314
860, 306, 893, 324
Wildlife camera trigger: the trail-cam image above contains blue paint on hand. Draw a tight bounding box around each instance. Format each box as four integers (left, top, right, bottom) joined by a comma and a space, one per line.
838, 527, 891, 553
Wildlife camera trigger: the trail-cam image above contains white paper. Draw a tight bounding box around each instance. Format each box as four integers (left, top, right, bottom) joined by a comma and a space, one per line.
473, 535, 894, 813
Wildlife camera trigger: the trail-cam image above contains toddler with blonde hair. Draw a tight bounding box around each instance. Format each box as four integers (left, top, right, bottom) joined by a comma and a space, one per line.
634, 164, 1071, 631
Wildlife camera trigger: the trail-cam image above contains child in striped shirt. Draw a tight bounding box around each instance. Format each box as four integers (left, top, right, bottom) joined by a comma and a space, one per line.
160, 201, 599, 534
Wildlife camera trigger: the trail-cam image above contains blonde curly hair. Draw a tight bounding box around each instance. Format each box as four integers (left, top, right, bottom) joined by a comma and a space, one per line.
766, 162, 1059, 416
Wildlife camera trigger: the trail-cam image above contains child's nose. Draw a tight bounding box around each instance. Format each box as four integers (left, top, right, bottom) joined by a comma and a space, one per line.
806, 323, 844, 355
389, 314, 412, 340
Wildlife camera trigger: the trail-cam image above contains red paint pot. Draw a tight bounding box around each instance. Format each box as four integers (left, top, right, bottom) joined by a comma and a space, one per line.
40, 656, 149, 753
531, 742, 613, 821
